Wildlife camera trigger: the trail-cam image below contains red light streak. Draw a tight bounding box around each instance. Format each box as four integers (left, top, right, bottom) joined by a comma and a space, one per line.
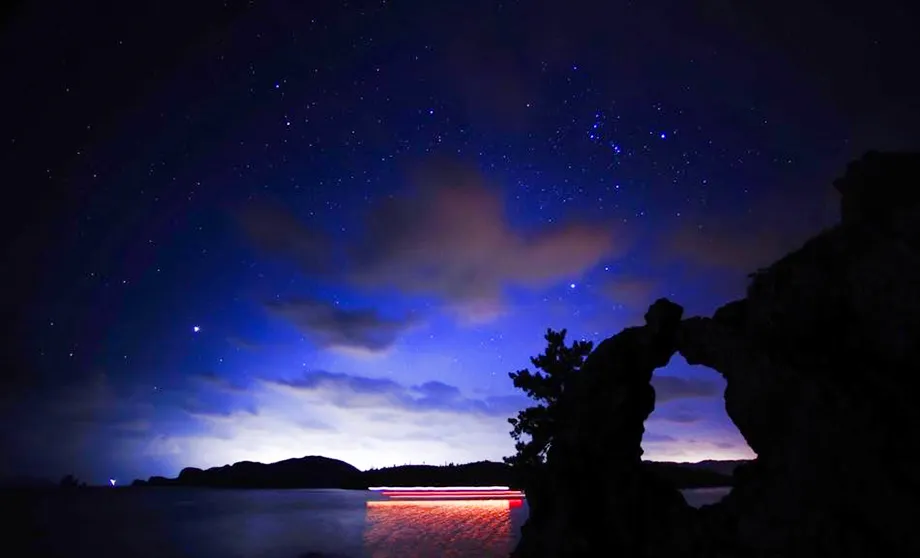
381, 491, 522, 496
372, 486, 526, 503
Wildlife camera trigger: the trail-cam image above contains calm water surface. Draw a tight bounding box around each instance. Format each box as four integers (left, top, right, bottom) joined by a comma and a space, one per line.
8, 487, 730, 557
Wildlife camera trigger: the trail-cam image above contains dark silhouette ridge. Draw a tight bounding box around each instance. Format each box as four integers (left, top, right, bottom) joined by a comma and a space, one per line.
511, 151, 920, 557
57, 474, 86, 489
132, 456, 365, 489
129, 456, 739, 490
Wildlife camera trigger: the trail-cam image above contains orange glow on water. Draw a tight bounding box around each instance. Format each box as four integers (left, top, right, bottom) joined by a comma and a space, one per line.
365, 499, 520, 557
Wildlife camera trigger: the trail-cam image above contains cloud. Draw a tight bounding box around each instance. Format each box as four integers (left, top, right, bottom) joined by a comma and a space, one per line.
239, 161, 627, 322
643, 432, 677, 443
263, 298, 417, 354
0, 373, 155, 479
192, 372, 247, 393
238, 203, 332, 275
146, 371, 530, 471
667, 221, 797, 273
601, 276, 658, 309
27, 373, 154, 429
226, 336, 260, 351
648, 410, 702, 424
348, 162, 624, 318
664, 184, 838, 273
268, 370, 527, 417
651, 375, 721, 402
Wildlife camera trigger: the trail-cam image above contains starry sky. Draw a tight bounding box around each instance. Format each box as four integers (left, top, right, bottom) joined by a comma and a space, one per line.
2, 0, 918, 484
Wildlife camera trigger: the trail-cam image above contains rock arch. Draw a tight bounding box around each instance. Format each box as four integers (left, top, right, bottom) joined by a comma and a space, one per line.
512, 152, 920, 558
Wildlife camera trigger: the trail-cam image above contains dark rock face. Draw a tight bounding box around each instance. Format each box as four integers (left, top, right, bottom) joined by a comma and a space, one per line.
512, 152, 920, 558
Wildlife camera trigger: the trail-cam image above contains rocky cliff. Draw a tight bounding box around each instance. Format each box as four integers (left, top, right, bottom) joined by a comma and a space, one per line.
512, 151, 920, 558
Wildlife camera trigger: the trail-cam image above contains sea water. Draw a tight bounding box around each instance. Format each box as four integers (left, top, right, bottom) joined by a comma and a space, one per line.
6, 486, 731, 557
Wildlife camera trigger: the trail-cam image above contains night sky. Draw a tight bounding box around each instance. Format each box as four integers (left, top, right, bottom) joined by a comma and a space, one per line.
2, 0, 918, 484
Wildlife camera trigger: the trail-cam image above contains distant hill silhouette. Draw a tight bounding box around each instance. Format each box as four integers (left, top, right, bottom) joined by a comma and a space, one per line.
677, 459, 748, 477
133, 456, 365, 489
130, 455, 744, 490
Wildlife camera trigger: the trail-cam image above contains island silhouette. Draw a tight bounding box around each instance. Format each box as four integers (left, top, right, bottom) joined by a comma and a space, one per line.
127, 456, 744, 491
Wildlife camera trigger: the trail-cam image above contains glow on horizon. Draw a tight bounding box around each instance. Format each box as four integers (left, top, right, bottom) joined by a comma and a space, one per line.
641, 444, 756, 463
136, 362, 753, 478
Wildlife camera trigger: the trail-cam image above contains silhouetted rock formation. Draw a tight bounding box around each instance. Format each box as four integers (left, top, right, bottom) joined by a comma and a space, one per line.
512, 151, 920, 558
130, 456, 735, 490
140, 456, 365, 489
58, 474, 85, 489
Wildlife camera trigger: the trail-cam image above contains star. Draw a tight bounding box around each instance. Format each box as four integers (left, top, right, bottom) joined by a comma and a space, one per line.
193, 326, 200, 333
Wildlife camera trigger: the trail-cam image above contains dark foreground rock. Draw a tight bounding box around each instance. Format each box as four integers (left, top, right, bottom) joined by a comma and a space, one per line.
512, 151, 920, 558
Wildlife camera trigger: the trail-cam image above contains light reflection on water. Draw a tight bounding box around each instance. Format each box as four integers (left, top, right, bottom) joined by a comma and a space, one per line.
364, 499, 523, 558
7, 488, 725, 557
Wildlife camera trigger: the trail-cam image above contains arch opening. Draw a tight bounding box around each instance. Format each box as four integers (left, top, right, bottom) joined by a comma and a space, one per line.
641, 354, 754, 507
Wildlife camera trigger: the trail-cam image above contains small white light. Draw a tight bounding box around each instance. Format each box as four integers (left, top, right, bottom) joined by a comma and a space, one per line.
109, 478, 117, 487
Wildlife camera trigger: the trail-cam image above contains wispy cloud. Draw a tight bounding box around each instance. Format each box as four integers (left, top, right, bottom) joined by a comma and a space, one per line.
651, 374, 721, 402
0, 373, 155, 479
193, 372, 248, 393
643, 432, 676, 443
226, 336, 260, 351
664, 184, 837, 273
263, 298, 418, 354
600, 276, 659, 309
268, 371, 526, 417
648, 410, 702, 424
144, 370, 530, 472
238, 203, 333, 275
240, 160, 629, 322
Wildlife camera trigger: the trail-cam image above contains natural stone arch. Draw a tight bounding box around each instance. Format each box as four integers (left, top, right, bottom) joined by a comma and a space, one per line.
512, 153, 920, 558
513, 298, 858, 558
514, 299, 695, 558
